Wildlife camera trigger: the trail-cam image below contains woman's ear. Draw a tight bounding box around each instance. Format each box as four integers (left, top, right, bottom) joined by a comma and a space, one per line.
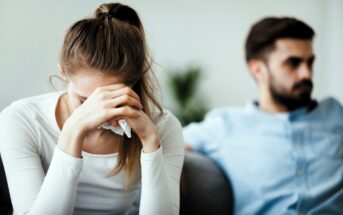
57, 64, 67, 82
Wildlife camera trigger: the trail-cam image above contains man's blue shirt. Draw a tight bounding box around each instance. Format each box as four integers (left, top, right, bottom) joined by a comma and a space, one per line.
183, 98, 343, 214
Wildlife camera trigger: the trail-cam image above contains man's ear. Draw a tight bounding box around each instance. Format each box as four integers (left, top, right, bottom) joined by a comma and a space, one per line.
247, 59, 267, 83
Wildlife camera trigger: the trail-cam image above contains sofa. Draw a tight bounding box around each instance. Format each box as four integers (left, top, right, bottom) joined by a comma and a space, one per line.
0, 155, 12, 215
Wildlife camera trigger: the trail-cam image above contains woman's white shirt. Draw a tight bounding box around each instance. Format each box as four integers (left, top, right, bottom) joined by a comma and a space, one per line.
0, 92, 184, 215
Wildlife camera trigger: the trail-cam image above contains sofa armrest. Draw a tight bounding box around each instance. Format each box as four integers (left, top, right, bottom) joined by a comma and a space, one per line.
0, 155, 13, 215
180, 152, 234, 215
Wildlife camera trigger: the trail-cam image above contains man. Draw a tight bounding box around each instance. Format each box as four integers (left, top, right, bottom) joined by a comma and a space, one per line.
183, 17, 343, 214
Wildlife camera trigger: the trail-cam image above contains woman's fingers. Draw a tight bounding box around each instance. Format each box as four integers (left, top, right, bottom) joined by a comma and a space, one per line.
110, 120, 119, 127
105, 94, 142, 110
91, 84, 140, 103
107, 105, 141, 119
102, 86, 140, 101
97, 83, 126, 92
75, 84, 142, 130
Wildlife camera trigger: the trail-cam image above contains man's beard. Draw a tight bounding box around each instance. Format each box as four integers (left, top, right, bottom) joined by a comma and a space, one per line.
268, 71, 313, 111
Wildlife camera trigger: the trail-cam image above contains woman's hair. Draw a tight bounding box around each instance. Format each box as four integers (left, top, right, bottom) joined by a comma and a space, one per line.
60, 2, 162, 187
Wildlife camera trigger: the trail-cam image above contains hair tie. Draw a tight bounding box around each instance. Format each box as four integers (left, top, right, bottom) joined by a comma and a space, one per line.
101, 11, 112, 19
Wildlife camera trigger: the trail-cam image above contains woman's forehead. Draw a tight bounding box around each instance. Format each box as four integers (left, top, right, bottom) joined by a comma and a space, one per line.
68, 68, 123, 97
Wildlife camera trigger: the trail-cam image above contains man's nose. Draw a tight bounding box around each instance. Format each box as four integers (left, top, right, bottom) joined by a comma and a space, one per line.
298, 63, 312, 80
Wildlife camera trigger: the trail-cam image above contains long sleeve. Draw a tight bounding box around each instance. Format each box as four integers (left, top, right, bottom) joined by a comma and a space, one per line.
0, 105, 83, 215
139, 112, 184, 215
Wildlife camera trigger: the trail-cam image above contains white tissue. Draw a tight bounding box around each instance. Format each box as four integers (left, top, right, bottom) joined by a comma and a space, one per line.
98, 119, 132, 138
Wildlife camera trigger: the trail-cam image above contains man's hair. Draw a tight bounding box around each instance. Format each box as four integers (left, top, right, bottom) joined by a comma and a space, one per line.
245, 17, 315, 62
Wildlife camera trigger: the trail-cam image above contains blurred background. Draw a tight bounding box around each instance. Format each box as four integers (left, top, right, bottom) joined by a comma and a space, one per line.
0, 0, 342, 124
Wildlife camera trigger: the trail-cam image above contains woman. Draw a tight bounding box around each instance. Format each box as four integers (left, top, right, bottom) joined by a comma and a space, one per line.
0, 3, 184, 215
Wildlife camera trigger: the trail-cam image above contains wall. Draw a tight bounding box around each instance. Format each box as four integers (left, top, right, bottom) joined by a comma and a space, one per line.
0, 0, 341, 110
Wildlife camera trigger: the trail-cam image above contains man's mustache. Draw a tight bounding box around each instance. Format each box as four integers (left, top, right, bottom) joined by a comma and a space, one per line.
293, 80, 313, 91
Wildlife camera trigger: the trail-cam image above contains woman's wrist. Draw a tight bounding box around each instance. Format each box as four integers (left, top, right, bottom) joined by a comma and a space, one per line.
140, 130, 160, 153
58, 119, 86, 158
64, 116, 85, 133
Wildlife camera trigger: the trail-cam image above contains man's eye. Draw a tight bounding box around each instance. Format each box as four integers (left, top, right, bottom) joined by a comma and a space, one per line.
287, 58, 301, 68
308, 58, 315, 69
79, 99, 85, 103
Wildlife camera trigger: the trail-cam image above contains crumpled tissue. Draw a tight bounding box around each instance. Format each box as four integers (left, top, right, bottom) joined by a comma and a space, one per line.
98, 119, 131, 138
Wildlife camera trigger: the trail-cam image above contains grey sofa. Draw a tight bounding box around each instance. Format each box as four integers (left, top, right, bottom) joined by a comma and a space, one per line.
180, 152, 233, 215
0, 155, 12, 215
0, 152, 233, 215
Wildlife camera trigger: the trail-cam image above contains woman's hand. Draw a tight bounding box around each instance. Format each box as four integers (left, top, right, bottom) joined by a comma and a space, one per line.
123, 108, 161, 153
65, 84, 142, 134
62, 84, 160, 155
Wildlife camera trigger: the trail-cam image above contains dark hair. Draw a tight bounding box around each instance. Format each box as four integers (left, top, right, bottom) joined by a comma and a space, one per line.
245, 17, 315, 62
60, 3, 162, 187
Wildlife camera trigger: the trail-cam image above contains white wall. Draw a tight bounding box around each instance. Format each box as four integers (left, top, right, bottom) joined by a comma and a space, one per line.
0, 0, 342, 111
326, 0, 343, 102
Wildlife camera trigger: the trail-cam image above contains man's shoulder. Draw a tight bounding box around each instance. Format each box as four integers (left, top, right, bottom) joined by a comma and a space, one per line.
320, 97, 342, 107
316, 97, 343, 120
199, 106, 250, 129
206, 106, 247, 118
318, 97, 343, 112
